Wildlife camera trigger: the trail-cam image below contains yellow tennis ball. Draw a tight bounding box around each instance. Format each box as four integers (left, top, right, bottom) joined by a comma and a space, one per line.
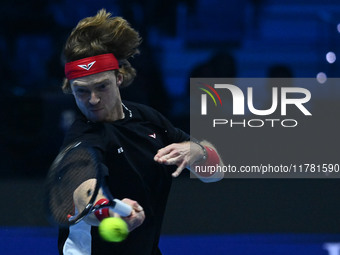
99, 217, 129, 242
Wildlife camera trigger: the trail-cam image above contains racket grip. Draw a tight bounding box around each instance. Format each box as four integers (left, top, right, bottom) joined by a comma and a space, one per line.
111, 199, 133, 217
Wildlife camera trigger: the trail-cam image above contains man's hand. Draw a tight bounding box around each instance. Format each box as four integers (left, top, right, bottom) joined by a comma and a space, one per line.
154, 141, 204, 177
154, 141, 225, 182
73, 181, 145, 229
118, 198, 145, 231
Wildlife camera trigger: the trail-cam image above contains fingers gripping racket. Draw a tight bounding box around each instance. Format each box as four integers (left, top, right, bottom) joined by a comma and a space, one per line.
45, 141, 132, 227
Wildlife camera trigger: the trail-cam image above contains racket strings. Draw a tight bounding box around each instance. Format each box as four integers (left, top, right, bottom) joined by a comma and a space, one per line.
47, 147, 99, 225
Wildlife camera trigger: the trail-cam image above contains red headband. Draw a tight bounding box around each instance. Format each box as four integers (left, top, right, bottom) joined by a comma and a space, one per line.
64, 53, 119, 80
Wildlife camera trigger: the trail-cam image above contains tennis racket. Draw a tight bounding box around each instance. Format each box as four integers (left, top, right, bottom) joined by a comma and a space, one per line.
45, 141, 132, 227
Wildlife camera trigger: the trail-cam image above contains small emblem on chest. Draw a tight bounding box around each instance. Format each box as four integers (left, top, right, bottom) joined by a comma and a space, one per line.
148, 133, 156, 139
117, 147, 124, 154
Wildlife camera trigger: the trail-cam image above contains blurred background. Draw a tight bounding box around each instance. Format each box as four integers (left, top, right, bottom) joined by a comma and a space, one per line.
1, 0, 340, 254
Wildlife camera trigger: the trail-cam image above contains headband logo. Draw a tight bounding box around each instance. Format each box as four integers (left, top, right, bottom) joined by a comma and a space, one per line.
77, 61, 96, 71
65, 54, 119, 80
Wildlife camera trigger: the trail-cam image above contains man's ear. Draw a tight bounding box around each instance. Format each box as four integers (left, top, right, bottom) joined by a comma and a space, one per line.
116, 72, 124, 87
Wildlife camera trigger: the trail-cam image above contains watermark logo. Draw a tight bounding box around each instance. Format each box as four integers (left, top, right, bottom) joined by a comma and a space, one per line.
199, 83, 222, 114
196, 79, 312, 128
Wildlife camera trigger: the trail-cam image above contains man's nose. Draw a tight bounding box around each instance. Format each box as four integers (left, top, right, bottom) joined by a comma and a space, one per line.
89, 92, 100, 105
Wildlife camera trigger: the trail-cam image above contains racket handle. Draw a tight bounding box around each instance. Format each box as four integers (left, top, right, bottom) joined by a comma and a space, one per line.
111, 199, 132, 217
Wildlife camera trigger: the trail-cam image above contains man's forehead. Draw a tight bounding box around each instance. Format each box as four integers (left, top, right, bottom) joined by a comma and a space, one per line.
71, 71, 114, 86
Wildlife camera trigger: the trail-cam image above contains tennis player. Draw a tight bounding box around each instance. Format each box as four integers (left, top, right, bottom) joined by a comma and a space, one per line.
58, 9, 224, 255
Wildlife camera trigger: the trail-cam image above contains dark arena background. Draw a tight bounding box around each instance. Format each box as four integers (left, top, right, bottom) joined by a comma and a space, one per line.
1, 0, 340, 254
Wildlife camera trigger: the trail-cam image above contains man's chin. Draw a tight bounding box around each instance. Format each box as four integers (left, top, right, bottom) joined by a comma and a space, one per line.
87, 114, 104, 123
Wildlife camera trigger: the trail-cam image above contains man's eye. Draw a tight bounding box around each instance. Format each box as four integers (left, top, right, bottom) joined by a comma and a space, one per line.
76, 89, 89, 95
98, 84, 108, 90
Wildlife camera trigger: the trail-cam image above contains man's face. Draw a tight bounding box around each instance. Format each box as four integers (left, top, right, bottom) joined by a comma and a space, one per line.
70, 71, 123, 122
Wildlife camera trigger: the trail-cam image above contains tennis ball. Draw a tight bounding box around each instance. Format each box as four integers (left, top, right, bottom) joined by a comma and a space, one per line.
99, 217, 129, 242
